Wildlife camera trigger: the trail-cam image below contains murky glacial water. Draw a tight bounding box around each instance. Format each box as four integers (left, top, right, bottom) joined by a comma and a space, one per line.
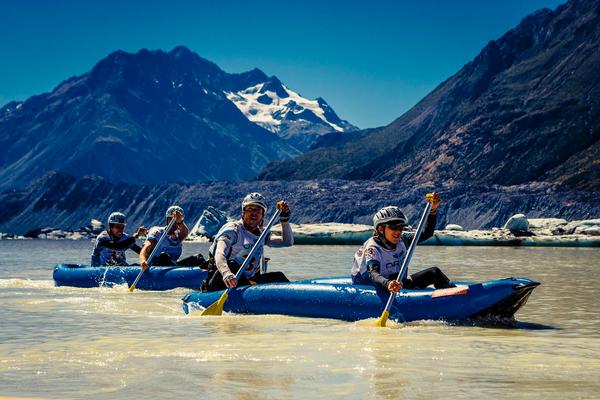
1, 240, 599, 399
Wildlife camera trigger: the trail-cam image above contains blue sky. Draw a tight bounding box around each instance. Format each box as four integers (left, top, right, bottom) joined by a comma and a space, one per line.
0, 0, 565, 128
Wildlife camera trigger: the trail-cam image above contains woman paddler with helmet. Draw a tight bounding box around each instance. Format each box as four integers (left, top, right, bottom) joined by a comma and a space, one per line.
202, 192, 294, 292
351, 193, 455, 292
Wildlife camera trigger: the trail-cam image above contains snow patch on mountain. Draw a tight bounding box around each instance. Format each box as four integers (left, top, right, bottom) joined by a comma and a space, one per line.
225, 83, 344, 133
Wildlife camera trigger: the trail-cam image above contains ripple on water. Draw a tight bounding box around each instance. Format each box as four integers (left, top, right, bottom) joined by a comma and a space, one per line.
1, 242, 600, 399
0, 278, 56, 289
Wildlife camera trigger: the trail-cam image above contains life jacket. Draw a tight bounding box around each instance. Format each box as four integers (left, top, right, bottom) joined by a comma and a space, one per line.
90, 231, 134, 266
209, 220, 271, 278
351, 236, 408, 279
146, 226, 183, 262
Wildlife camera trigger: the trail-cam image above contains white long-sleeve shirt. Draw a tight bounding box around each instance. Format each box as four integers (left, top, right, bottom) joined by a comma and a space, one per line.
209, 220, 293, 279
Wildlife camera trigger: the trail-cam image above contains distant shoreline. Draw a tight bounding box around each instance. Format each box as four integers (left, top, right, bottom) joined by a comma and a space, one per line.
3, 217, 599, 247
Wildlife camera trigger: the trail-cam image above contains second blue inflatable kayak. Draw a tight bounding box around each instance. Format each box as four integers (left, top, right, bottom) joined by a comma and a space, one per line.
182, 277, 539, 323
53, 263, 207, 290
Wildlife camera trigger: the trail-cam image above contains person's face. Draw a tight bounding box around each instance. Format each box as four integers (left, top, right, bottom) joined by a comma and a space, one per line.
110, 223, 125, 238
383, 222, 406, 245
166, 217, 179, 233
243, 205, 264, 228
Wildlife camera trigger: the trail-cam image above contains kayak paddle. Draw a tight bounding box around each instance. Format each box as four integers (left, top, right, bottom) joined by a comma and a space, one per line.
129, 214, 178, 292
199, 202, 283, 316
374, 194, 434, 327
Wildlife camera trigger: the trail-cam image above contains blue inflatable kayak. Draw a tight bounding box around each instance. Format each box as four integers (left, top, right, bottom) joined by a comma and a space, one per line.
53, 264, 207, 290
182, 277, 539, 323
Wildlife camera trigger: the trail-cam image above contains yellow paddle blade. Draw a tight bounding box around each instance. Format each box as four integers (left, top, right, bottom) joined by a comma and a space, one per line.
128, 285, 136, 292
374, 310, 389, 327
200, 292, 229, 316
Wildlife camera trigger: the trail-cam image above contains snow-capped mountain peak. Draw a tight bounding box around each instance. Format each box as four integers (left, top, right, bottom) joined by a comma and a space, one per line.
225, 77, 356, 140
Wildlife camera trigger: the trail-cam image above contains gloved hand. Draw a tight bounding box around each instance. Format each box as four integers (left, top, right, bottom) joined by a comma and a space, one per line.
387, 280, 403, 293
279, 201, 291, 223
426, 192, 442, 215
223, 272, 238, 288
134, 226, 148, 238
173, 210, 184, 224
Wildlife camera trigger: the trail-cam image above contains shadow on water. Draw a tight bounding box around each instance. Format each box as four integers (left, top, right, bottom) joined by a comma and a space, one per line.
450, 318, 558, 330
511, 320, 557, 330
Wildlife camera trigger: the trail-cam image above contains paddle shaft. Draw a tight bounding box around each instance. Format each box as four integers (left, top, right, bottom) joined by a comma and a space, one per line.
225, 208, 282, 295
129, 215, 178, 291
198, 205, 282, 316
381, 201, 433, 314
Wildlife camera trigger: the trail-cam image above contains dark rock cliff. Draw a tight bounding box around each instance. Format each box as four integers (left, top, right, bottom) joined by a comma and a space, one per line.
258, 0, 600, 191
1, 172, 598, 235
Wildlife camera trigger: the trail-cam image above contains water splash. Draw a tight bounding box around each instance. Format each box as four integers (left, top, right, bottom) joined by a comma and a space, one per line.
0, 279, 55, 289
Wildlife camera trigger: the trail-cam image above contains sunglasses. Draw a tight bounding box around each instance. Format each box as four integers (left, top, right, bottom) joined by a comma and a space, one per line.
386, 223, 406, 231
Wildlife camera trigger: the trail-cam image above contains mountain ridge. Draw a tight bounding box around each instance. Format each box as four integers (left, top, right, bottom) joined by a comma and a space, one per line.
257, 0, 600, 191
0, 46, 355, 189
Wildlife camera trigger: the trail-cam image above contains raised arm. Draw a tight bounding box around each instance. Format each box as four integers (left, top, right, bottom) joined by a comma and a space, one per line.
130, 226, 147, 255
172, 210, 189, 241
175, 222, 189, 241
267, 201, 294, 247
403, 192, 441, 245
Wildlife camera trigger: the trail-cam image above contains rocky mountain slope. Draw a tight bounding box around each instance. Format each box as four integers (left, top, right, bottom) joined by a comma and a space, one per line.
258, 0, 600, 191
1, 172, 598, 235
0, 47, 354, 189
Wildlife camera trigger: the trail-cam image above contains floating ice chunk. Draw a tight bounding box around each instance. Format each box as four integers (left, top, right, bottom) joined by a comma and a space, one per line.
188, 206, 230, 240
574, 226, 600, 236
271, 223, 372, 245
503, 214, 529, 231
528, 218, 568, 229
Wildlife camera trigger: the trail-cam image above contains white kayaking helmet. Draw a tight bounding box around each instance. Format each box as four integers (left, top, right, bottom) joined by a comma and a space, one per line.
166, 205, 184, 218
108, 212, 126, 225
373, 206, 407, 230
242, 192, 267, 213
